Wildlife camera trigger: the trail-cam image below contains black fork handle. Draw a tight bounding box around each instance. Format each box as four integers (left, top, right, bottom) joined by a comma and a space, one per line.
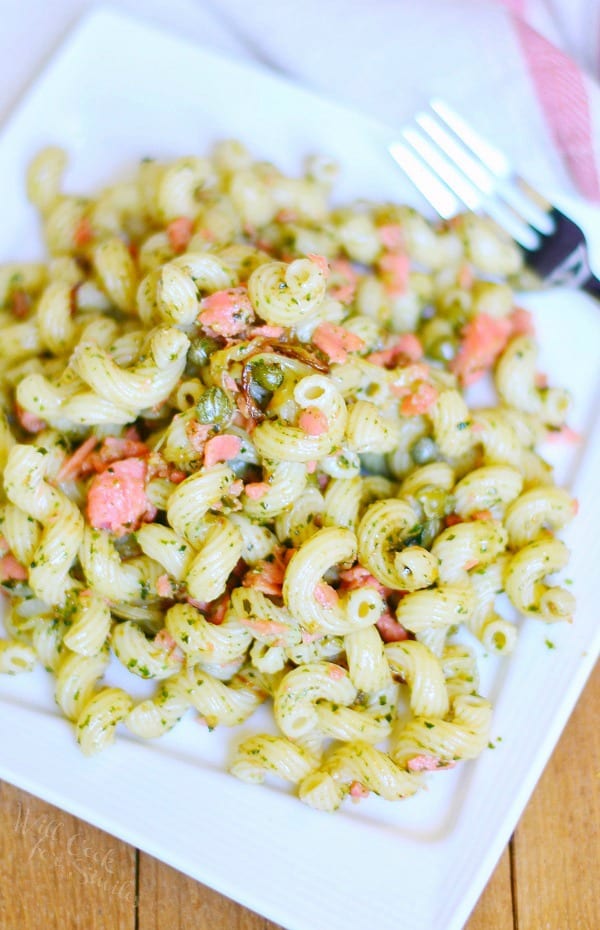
529, 209, 600, 300
551, 250, 600, 299
583, 272, 600, 299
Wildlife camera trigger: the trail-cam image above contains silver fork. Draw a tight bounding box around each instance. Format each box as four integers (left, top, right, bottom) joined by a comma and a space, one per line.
389, 98, 600, 299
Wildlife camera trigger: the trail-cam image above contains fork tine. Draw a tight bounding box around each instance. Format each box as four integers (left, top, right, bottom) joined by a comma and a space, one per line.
415, 112, 496, 195
388, 141, 461, 219
429, 98, 510, 177
429, 98, 556, 236
412, 113, 540, 249
403, 120, 539, 248
496, 177, 556, 236
398, 122, 541, 249
402, 127, 481, 212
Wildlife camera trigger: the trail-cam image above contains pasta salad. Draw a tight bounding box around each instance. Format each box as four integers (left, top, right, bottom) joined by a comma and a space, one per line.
0, 141, 576, 811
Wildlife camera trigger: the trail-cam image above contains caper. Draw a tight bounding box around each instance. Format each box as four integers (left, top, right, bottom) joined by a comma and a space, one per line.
419, 486, 449, 519
418, 518, 440, 549
186, 336, 220, 374
443, 304, 469, 329
196, 386, 234, 426
251, 358, 284, 392
444, 493, 456, 516
404, 518, 439, 549
428, 336, 457, 362
410, 436, 438, 465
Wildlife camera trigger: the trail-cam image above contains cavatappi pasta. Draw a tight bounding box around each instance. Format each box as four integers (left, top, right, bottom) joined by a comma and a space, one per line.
0, 141, 578, 810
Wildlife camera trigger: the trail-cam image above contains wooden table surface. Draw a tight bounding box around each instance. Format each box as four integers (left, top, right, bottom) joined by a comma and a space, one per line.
0, 662, 597, 930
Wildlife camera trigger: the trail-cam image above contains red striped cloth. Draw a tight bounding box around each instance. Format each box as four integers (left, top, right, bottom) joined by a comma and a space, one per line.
498, 0, 600, 201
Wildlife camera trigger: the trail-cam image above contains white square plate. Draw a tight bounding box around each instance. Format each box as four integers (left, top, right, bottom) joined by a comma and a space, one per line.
0, 8, 599, 930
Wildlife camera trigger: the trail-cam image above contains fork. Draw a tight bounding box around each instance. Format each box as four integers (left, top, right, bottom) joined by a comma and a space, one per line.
389, 98, 600, 299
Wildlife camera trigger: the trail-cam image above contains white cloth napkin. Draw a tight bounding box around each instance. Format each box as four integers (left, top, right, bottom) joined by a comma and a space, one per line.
207, 0, 600, 202
0, 0, 598, 202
